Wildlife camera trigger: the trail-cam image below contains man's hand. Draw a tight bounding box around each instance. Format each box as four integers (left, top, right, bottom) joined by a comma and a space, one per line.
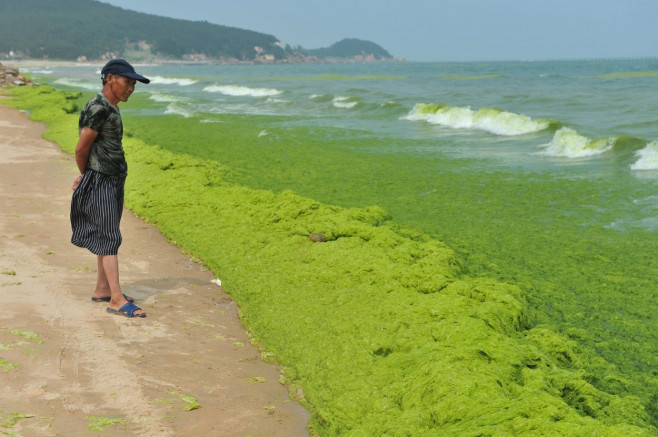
72, 174, 82, 191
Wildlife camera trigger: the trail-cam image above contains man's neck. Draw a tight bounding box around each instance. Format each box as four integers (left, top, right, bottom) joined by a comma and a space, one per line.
101, 86, 119, 107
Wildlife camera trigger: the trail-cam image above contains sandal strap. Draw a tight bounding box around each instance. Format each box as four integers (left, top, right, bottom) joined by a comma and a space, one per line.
120, 301, 142, 316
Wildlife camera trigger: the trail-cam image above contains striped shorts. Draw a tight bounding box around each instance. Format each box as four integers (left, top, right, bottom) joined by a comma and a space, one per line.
70, 169, 125, 256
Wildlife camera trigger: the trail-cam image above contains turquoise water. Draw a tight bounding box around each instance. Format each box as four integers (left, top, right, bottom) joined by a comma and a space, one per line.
28, 59, 658, 425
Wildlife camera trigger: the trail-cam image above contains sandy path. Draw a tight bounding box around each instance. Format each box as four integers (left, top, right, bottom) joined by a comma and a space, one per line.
0, 99, 310, 436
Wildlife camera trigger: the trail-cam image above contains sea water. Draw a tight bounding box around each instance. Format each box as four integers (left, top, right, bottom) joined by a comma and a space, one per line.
41, 60, 658, 169
26, 59, 658, 425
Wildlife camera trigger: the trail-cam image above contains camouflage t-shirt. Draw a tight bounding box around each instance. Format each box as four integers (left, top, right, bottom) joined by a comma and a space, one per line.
78, 93, 127, 177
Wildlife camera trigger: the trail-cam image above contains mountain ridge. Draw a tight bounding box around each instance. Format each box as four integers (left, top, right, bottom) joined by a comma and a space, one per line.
0, 0, 398, 64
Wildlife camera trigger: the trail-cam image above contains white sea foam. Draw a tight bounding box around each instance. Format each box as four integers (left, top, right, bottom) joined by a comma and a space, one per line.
164, 103, 193, 118
403, 103, 550, 136
332, 96, 358, 109
21, 68, 53, 75
630, 141, 658, 170
265, 97, 291, 104
537, 127, 616, 158
148, 92, 187, 103
53, 78, 98, 91
149, 75, 198, 86
203, 84, 282, 97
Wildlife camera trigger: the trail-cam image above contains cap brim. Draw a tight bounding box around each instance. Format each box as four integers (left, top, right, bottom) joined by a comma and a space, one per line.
122, 72, 150, 84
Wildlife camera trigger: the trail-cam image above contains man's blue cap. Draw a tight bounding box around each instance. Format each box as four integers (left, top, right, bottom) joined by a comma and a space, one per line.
101, 59, 150, 84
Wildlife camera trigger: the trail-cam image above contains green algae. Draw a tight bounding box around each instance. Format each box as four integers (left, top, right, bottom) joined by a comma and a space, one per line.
437, 73, 501, 79
167, 392, 201, 411
0, 327, 43, 348
3, 87, 657, 436
120, 139, 657, 435
85, 416, 124, 431
0, 359, 18, 372
8, 330, 43, 345
0, 412, 35, 428
594, 71, 658, 79
248, 376, 266, 383
151, 398, 176, 404
179, 395, 201, 412
0, 328, 44, 372
115, 106, 658, 432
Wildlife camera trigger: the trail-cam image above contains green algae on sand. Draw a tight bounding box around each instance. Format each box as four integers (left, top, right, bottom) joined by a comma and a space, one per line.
86, 416, 124, 431
2, 86, 656, 436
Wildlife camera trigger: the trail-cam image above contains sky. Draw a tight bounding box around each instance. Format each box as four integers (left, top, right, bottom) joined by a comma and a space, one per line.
100, 0, 658, 62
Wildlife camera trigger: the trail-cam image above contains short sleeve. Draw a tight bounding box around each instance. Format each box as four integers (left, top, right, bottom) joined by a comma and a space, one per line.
80, 99, 110, 132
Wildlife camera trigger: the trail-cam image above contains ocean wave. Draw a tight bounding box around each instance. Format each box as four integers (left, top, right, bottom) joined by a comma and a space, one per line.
309, 94, 334, 102
203, 84, 282, 97
53, 78, 98, 91
332, 96, 358, 109
148, 92, 187, 103
274, 74, 406, 81
265, 97, 292, 104
402, 103, 551, 136
164, 103, 193, 118
21, 68, 53, 75
437, 74, 501, 80
537, 127, 616, 158
149, 75, 198, 86
630, 141, 658, 170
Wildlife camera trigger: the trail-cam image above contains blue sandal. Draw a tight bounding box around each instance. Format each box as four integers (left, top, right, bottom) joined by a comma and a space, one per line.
107, 301, 146, 318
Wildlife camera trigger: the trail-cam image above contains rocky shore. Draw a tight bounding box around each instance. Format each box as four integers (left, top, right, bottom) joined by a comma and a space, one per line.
0, 62, 32, 86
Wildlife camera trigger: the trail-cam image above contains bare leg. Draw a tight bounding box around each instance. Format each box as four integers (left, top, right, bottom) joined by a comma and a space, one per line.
100, 254, 145, 316
92, 255, 133, 302
93, 255, 112, 299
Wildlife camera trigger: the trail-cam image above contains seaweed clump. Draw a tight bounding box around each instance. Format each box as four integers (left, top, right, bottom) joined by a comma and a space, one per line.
122, 140, 655, 436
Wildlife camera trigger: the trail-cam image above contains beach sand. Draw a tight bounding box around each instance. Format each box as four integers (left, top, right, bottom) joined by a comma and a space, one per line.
0, 98, 310, 435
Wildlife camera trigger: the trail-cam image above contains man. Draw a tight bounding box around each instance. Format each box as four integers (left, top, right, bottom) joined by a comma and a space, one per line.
70, 59, 149, 318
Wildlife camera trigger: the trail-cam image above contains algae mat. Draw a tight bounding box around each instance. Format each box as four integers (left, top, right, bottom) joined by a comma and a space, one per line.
3, 85, 656, 436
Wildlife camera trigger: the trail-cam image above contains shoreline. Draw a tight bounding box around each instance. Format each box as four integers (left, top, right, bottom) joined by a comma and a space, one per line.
0, 98, 310, 436
3, 57, 406, 70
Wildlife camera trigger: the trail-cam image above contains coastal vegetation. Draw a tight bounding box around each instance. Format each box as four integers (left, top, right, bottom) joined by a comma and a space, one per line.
302, 38, 393, 61
0, 0, 393, 63
3, 84, 657, 436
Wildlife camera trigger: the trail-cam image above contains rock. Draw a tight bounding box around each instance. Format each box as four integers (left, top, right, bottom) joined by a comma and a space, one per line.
0, 62, 27, 87
308, 233, 327, 243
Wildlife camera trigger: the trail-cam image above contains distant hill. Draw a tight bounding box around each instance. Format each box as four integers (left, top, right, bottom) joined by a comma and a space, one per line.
302, 39, 393, 61
0, 0, 395, 63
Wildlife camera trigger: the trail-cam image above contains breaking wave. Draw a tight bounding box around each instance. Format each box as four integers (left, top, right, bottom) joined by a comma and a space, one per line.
402, 103, 551, 136
630, 141, 658, 170
148, 92, 187, 103
149, 75, 198, 86
53, 78, 98, 91
537, 127, 616, 158
164, 103, 193, 118
203, 84, 282, 97
332, 96, 358, 109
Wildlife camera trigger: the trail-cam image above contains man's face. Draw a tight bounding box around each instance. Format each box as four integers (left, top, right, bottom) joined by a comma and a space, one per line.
109, 74, 137, 102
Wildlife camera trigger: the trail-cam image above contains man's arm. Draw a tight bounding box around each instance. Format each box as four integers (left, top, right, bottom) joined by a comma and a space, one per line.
72, 126, 99, 190
75, 126, 99, 174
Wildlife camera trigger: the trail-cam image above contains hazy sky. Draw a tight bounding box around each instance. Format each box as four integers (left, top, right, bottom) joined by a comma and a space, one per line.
100, 0, 658, 62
